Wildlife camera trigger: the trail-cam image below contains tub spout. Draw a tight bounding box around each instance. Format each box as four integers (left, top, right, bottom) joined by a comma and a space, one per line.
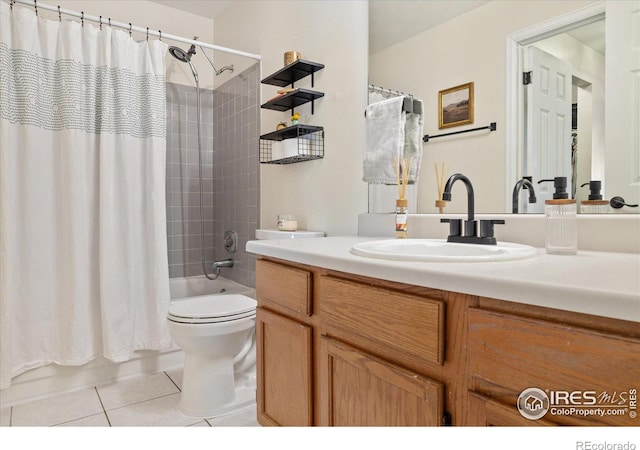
209, 258, 234, 280
213, 258, 234, 269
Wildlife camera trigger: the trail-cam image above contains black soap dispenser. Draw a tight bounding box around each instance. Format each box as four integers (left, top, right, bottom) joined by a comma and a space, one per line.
537, 177, 577, 255
579, 180, 609, 213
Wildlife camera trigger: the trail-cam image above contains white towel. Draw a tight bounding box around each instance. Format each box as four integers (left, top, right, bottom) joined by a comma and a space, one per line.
272, 139, 299, 160
404, 99, 424, 183
363, 97, 406, 184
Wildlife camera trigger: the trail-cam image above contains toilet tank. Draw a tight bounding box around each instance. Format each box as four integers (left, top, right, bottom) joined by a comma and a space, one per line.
255, 229, 324, 240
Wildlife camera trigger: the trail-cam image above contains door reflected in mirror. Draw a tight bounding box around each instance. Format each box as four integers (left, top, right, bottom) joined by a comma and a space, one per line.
511, 2, 639, 214
519, 19, 605, 213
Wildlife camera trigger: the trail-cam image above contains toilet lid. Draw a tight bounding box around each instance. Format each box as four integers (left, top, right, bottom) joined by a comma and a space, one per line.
168, 310, 256, 324
168, 294, 257, 320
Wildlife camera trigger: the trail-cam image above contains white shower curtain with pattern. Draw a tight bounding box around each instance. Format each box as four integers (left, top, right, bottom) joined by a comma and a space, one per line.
0, 2, 172, 389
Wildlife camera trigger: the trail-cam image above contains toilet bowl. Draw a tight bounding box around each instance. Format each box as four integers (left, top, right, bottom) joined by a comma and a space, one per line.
167, 294, 257, 418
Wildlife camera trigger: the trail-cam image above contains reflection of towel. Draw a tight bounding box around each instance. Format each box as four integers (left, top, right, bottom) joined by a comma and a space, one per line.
363, 97, 406, 184
404, 99, 424, 183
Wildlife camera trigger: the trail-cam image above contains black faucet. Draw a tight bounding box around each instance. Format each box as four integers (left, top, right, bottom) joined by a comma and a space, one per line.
512, 177, 537, 213
440, 173, 504, 245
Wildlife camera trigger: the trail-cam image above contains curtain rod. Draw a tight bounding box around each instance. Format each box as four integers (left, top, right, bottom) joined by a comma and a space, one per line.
10, 0, 261, 61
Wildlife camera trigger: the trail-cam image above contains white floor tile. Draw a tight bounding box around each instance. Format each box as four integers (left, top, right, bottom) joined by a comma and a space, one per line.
207, 404, 259, 427
187, 420, 210, 427
55, 412, 110, 427
106, 393, 201, 427
165, 368, 183, 390
97, 372, 180, 411
11, 387, 103, 427
0, 407, 11, 426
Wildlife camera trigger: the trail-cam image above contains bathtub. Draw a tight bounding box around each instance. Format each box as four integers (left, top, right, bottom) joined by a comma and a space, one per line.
0, 276, 255, 408
170, 275, 255, 300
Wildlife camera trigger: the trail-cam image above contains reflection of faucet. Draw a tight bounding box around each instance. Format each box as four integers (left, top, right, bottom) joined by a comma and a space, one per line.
440, 173, 504, 245
512, 177, 537, 213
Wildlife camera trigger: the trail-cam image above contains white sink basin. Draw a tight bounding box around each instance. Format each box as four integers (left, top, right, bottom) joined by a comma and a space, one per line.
351, 239, 537, 262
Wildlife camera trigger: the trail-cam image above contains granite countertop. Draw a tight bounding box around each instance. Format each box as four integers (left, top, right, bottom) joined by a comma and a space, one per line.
246, 236, 640, 323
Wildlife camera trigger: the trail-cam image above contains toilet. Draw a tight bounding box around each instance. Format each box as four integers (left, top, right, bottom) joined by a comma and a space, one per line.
167, 228, 323, 418
167, 294, 257, 418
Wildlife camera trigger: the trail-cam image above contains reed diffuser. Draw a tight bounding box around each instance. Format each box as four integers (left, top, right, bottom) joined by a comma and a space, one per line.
395, 157, 411, 239
434, 162, 447, 214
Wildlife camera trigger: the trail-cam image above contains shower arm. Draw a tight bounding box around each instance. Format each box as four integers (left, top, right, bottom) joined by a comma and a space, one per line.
193, 37, 234, 75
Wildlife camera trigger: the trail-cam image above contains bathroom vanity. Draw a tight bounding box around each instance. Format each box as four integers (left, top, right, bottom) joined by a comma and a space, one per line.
247, 236, 640, 426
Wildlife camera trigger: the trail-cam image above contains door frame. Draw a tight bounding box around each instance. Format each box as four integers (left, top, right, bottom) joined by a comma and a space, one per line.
504, 1, 606, 212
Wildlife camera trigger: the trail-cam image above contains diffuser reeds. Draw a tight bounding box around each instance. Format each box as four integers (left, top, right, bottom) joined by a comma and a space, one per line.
395, 157, 411, 200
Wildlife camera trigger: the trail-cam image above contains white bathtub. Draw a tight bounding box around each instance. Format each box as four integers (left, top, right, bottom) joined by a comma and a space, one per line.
170, 275, 255, 300
0, 276, 255, 408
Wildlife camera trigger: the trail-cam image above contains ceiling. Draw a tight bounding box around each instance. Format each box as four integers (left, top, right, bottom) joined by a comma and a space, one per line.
150, 0, 490, 53
368, 0, 490, 53
150, 1, 604, 55
566, 19, 606, 55
151, 0, 231, 20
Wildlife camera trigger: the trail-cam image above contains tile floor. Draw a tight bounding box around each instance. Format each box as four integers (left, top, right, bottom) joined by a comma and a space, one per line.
0, 368, 259, 427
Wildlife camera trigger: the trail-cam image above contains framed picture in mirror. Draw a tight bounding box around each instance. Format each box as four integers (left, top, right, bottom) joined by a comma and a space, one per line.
439, 82, 474, 129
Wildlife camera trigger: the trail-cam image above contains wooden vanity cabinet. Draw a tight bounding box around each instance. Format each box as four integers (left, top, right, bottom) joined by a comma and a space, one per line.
255, 257, 640, 427
255, 258, 453, 426
255, 259, 314, 426
317, 274, 448, 426
467, 299, 640, 426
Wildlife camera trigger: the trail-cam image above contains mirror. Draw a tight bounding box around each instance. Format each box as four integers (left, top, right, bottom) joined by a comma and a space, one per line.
516, 17, 606, 213
369, 2, 639, 214
509, 2, 639, 214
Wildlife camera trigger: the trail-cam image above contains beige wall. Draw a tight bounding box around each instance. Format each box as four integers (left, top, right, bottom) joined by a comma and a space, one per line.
215, 0, 369, 236
370, 0, 597, 214
35, 0, 216, 89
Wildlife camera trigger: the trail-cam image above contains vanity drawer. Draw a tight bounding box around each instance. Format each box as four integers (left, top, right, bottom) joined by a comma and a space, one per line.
468, 308, 640, 425
256, 259, 312, 316
318, 275, 445, 369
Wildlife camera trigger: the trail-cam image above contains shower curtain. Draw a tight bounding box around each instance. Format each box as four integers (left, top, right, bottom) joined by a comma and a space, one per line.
0, 2, 172, 389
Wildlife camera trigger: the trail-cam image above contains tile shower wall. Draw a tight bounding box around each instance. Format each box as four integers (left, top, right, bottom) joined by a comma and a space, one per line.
211, 64, 260, 288
165, 63, 260, 287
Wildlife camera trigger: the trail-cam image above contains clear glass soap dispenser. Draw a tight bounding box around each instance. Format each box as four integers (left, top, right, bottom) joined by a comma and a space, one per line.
538, 177, 577, 255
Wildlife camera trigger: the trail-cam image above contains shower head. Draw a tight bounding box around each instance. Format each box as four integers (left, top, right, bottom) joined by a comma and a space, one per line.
168, 45, 199, 83
168, 45, 196, 63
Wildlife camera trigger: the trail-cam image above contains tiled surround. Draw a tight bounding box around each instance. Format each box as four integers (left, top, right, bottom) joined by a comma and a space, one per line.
212, 64, 260, 288
0, 369, 258, 427
166, 82, 215, 278
165, 63, 260, 287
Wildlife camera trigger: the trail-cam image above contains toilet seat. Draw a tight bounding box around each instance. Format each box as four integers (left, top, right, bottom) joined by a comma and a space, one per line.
168, 294, 257, 325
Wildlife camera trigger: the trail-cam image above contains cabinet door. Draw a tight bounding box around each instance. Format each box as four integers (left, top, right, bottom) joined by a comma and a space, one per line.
256, 307, 313, 426
468, 392, 555, 426
322, 336, 444, 426
469, 307, 640, 426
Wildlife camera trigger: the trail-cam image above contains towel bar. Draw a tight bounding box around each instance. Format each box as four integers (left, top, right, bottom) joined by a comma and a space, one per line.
423, 122, 496, 143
